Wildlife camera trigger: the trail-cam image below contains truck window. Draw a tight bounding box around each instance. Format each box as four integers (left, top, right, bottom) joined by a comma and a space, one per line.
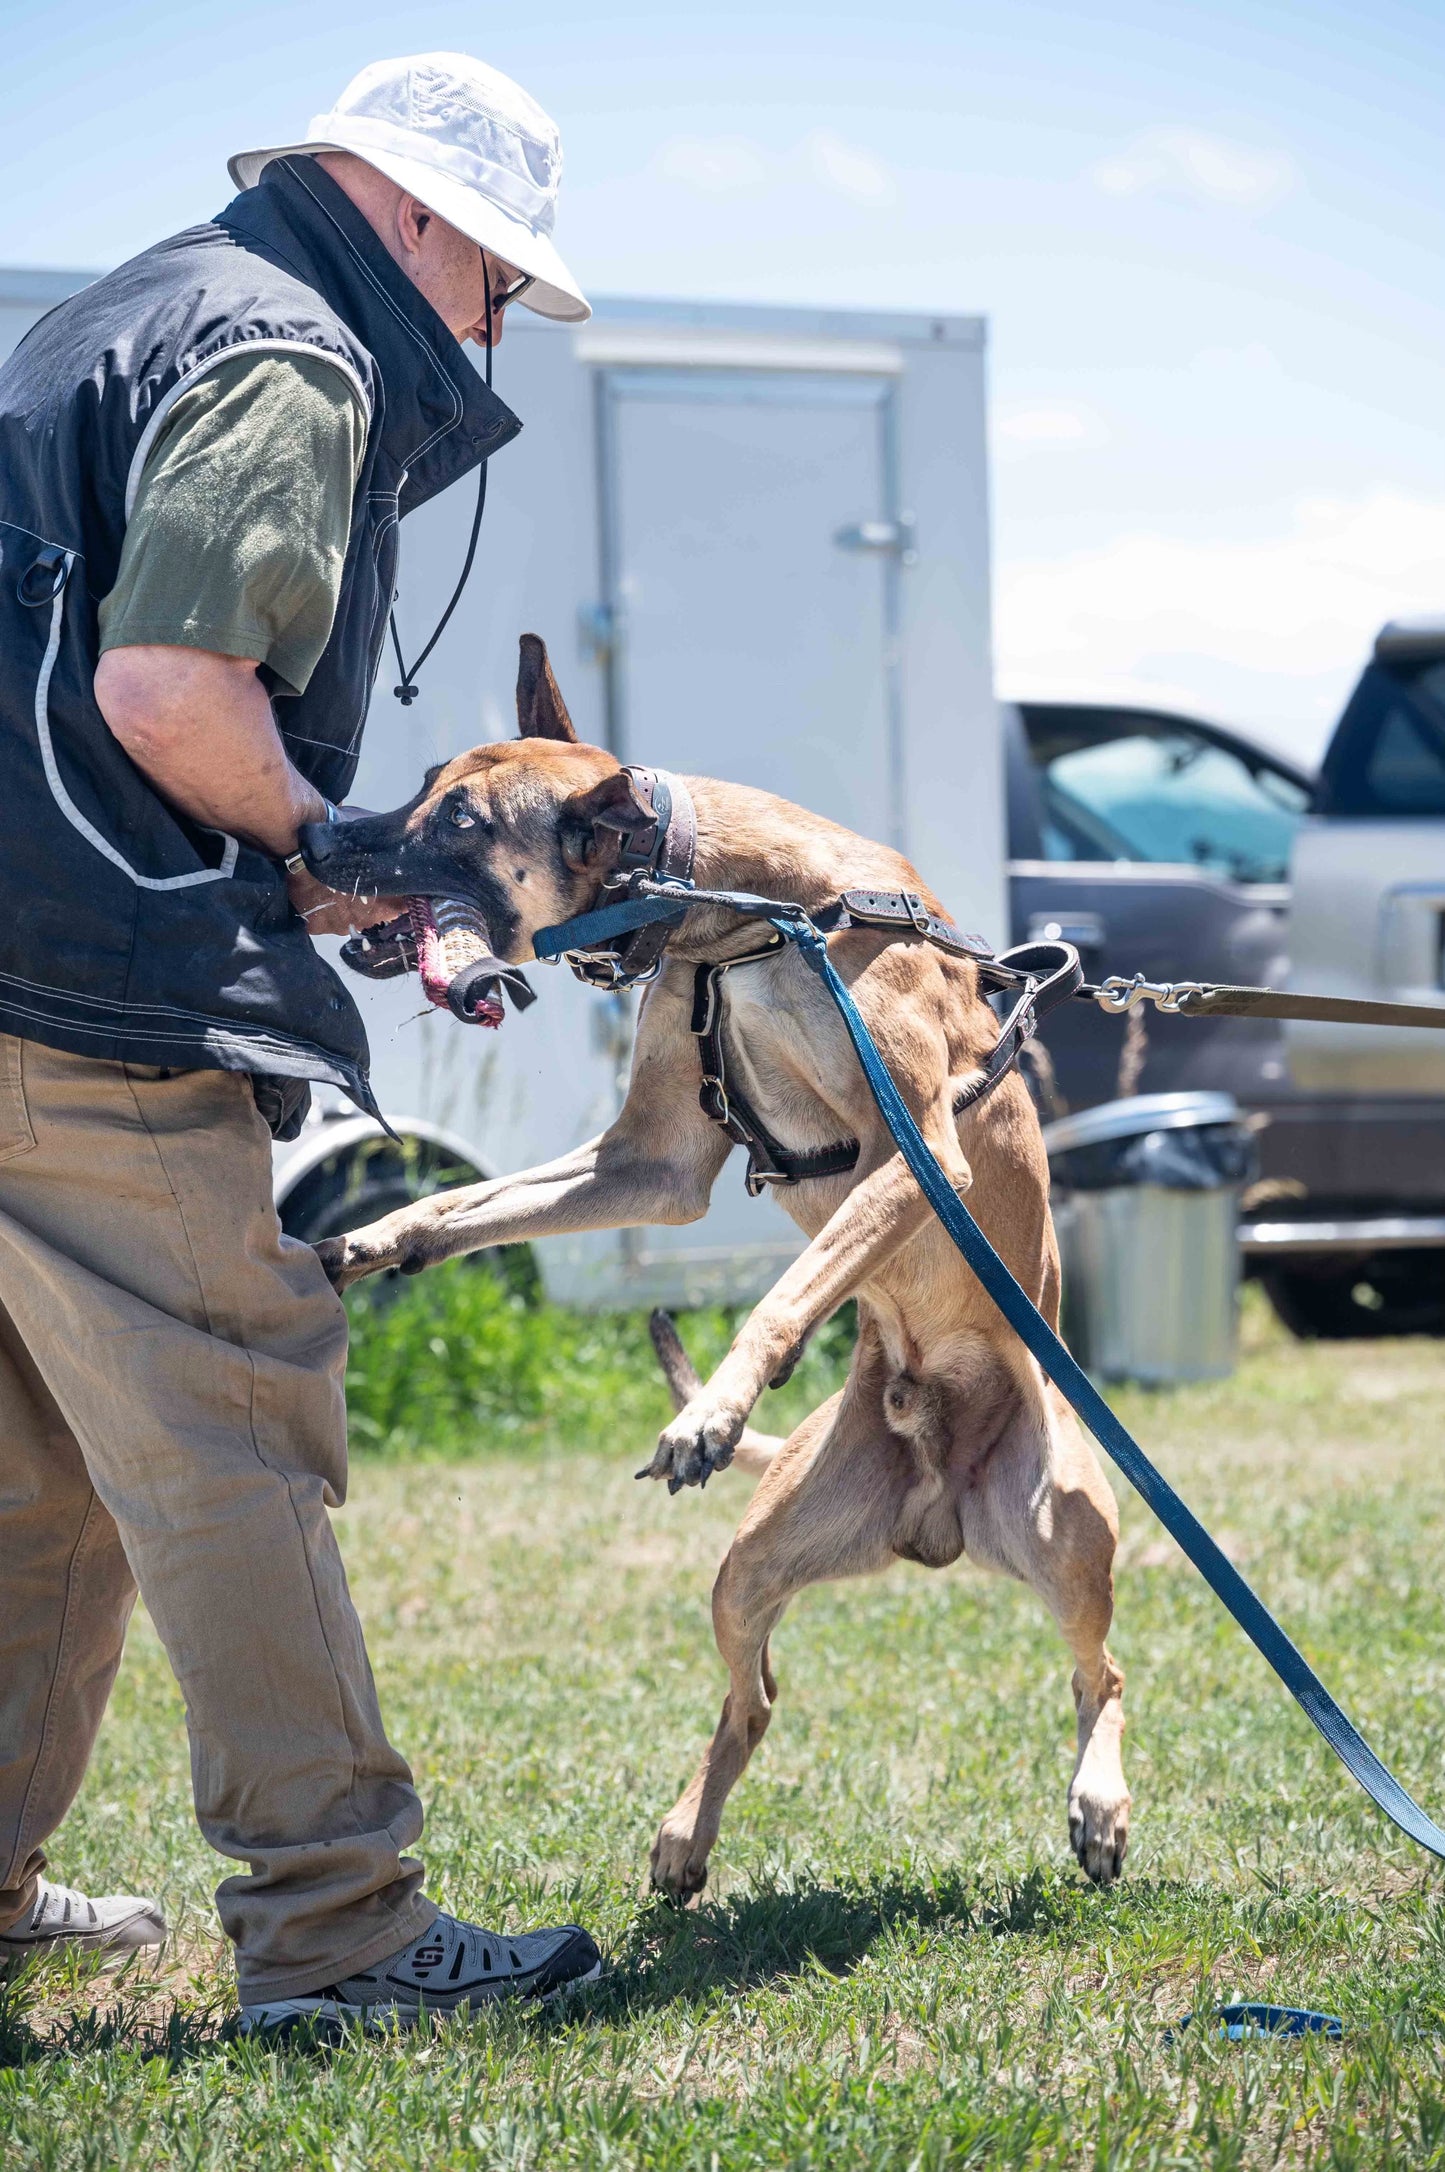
1317, 661, 1445, 818
1022, 708, 1308, 880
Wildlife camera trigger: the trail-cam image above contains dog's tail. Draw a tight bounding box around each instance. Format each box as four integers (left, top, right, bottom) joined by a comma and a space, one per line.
648, 1310, 782, 1477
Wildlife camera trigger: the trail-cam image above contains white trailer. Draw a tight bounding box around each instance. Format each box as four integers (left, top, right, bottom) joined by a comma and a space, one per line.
0, 272, 1002, 1307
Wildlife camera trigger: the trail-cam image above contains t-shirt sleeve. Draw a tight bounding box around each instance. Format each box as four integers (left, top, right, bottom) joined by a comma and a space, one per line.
97, 349, 369, 696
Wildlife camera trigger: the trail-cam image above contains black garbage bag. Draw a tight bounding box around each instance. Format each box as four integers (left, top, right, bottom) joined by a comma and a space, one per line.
1052, 1121, 1258, 1194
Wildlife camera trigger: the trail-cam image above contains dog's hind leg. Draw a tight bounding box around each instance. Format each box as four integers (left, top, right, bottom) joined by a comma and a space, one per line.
959, 1375, 1130, 1884
651, 1331, 907, 1898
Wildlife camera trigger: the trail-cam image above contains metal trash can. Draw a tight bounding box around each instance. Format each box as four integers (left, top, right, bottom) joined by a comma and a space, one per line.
1043, 1092, 1258, 1385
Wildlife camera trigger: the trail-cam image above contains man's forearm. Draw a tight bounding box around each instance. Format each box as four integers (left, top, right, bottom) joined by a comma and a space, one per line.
94, 644, 326, 856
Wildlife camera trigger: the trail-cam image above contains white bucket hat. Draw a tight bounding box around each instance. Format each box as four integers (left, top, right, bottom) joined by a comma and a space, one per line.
229, 52, 590, 323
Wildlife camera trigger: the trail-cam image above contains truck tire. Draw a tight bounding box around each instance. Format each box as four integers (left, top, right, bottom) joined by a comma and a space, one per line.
279, 1133, 538, 1302
1259, 1248, 1445, 1340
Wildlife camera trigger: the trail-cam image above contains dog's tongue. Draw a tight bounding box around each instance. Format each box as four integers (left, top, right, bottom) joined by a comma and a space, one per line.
408, 898, 505, 1028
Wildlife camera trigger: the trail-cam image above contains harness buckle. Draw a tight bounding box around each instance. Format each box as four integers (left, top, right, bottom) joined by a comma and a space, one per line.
564, 949, 639, 991
901, 890, 932, 936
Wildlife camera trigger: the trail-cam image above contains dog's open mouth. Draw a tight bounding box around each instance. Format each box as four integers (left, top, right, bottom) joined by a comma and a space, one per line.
339, 897, 535, 1026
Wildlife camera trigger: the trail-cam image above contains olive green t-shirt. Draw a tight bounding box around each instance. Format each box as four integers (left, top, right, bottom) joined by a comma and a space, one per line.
98, 350, 368, 695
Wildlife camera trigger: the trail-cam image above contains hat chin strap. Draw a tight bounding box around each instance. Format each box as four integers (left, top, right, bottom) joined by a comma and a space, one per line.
390, 252, 494, 707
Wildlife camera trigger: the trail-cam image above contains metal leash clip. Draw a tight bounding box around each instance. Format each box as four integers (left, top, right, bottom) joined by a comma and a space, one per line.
1096, 972, 1209, 1016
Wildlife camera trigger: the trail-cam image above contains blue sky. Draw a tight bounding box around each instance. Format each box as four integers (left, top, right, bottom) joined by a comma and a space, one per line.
5, 0, 1441, 759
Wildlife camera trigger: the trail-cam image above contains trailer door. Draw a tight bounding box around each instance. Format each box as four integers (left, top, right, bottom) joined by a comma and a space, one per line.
596, 366, 905, 837
588, 362, 905, 1300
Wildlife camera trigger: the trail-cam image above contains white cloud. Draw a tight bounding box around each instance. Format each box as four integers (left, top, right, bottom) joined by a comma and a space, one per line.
653, 130, 897, 210
656, 134, 770, 196
995, 403, 1108, 454
995, 492, 1445, 751
803, 129, 897, 206
1090, 126, 1297, 211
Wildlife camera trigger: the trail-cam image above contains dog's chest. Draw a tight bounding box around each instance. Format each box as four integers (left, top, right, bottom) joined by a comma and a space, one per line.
712, 955, 855, 1166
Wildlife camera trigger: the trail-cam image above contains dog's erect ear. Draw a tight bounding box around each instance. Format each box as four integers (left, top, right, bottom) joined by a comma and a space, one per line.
558, 769, 655, 874
516, 633, 578, 743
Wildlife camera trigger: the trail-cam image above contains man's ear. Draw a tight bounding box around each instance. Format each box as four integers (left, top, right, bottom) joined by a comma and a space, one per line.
558, 770, 655, 874
516, 633, 578, 742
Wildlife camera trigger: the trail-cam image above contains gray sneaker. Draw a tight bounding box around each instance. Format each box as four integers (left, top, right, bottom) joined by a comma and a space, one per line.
238, 1909, 602, 2039
0, 1876, 166, 1963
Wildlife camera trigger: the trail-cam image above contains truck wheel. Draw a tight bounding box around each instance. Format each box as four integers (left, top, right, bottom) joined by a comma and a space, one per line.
279, 1134, 538, 1302
1259, 1249, 1445, 1340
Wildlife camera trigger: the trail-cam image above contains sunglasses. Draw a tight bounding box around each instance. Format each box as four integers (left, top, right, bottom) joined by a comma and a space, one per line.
485, 261, 535, 315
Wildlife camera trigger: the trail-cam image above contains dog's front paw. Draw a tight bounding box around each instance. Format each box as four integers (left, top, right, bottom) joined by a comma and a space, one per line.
312, 1221, 424, 1292
638, 1400, 746, 1494
650, 1812, 710, 1900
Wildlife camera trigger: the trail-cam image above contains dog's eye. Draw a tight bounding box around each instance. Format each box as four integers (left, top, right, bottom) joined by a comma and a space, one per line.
450, 804, 476, 830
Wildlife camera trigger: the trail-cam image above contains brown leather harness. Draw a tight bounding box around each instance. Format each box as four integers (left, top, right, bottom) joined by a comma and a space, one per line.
558, 765, 1083, 1195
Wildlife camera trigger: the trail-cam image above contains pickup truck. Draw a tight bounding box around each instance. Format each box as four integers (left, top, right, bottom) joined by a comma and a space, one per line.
1005, 643, 1445, 1338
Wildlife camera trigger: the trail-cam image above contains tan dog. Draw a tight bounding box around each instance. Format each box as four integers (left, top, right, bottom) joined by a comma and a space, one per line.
303, 637, 1130, 1895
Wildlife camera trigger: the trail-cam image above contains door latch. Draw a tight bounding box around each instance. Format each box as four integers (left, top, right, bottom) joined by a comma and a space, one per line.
833, 514, 917, 567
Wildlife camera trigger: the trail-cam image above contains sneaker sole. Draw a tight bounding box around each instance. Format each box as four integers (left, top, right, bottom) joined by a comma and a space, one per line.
239, 1957, 603, 2043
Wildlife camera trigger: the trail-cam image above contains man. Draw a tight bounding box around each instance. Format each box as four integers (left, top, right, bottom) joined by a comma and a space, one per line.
0, 52, 601, 2036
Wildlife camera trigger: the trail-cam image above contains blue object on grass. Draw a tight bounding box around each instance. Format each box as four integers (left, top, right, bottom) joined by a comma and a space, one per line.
1177, 2004, 1344, 2041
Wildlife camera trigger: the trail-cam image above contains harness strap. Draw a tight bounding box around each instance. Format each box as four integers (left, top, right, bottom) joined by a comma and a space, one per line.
536, 882, 1082, 1190
815, 888, 993, 959
782, 911, 1445, 1867
954, 941, 1083, 1113
689, 936, 861, 1195
683, 928, 1081, 1193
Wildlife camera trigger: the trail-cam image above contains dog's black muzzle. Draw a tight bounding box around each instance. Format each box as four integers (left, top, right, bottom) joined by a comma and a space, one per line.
299, 814, 507, 919
298, 813, 416, 898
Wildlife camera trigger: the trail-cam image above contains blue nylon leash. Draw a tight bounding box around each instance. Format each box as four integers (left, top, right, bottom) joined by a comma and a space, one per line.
775, 913, 1445, 1865
536, 886, 1445, 1863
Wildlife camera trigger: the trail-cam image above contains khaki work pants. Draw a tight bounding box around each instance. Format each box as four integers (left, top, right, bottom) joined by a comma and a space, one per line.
0, 1037, 436, 2000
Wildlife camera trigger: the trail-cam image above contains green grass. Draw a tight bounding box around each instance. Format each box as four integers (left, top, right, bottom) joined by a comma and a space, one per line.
5, 1287, 1445, 2167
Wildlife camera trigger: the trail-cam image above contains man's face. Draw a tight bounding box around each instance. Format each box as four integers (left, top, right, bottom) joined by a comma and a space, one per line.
409, 206, 525, 349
